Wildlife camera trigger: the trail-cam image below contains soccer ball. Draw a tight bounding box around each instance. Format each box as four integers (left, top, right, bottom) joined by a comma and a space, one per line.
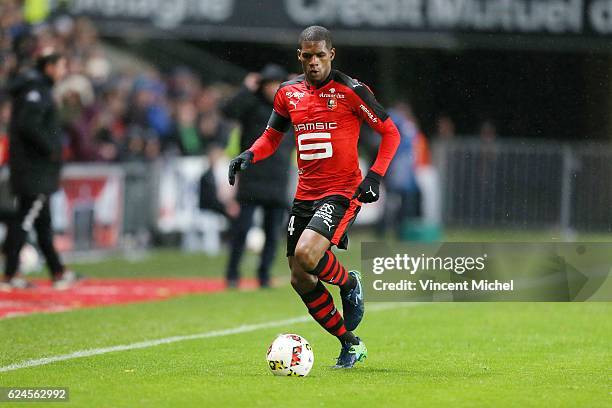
266, 334, 314, 377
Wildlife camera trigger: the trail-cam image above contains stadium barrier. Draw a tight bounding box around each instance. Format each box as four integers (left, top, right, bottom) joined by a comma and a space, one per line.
434, 138, 612, 233
0, 159, 220, 256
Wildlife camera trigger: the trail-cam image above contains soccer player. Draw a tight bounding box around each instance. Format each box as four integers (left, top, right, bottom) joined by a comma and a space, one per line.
228, 26, 400, 368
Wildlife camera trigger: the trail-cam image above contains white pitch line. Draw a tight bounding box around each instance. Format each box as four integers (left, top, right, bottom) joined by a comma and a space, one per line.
0, 303, 418, 373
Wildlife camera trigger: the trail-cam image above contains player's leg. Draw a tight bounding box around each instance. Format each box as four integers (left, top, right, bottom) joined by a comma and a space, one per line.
225, 203, 256, 287
289, 235, 356, 345
298, 196, 364, 331
294, 229, 354, 288
285, 200, 316, 295
286, 204, 353, 339
291, 228, 367, 368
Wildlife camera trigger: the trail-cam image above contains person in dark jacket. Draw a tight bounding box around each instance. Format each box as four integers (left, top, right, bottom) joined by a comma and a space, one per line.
221, 64, 294, 288
1, 51, 78, 290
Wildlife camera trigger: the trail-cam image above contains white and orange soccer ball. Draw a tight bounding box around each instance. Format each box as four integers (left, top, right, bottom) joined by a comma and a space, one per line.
266, 334, 314, 377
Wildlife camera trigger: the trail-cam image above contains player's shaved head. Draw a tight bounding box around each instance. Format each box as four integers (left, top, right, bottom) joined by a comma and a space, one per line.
298, 26, 332, 49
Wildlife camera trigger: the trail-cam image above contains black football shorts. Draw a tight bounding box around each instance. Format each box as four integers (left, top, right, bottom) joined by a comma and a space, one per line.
286, 195, 361, 257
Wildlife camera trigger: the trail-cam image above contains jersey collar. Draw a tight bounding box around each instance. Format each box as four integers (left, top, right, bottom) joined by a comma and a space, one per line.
305, 70, 335, 90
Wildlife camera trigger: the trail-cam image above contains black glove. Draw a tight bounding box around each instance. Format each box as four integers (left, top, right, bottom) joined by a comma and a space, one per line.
352, 170, 382, 203
228, 150, 254, 186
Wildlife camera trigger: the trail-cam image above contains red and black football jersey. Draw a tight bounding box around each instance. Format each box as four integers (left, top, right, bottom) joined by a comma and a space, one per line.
250, 69, 399, 201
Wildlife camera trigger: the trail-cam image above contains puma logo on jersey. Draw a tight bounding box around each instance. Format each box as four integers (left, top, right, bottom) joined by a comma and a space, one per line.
324, 220, 335, 231
289, 100, 300, 110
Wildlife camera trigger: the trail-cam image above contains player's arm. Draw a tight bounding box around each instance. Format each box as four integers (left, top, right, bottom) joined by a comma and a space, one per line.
350, 83, 400, 202
228, 89, 291, 185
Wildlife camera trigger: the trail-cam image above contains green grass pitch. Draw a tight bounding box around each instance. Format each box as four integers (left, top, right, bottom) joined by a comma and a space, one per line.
0, 231, 610, 407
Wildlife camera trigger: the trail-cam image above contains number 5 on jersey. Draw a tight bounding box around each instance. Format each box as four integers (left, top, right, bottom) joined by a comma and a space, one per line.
297, 133, 332, 160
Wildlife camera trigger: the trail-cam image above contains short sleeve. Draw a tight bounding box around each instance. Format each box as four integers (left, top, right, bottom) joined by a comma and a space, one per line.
273, 88, 290, 119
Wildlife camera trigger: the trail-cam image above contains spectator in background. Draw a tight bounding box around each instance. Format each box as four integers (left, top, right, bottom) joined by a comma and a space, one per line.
169, 66, 201, 101
431, 113, 455, 192
93, 83, 128, 161
2, 2, 30, 58
173, 97, 201, 155
123, 125, 160, 162
221, 64, 293, 288
435, 113, 456, 140
84, 46, 111, 88
475, 118, 498, 223
172, 98, 229, 155
0, 49, 17, 89
197, 109, 232, 153
71, 17, 99, 58
8, 31, 36, 77
199, 146, 239, 219
479, 119, 498, 142
2, 50, 80, 290
168, 79, 233, 251
188, 86, 236, 254
55, 73, 101, 161
196, 86, 221, 116
377, 102, 424, 237
124, 74, 171, 162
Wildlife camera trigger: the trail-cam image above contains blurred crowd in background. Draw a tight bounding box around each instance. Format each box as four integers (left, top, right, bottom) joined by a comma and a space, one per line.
0, 1, 445, 229
0, 0, 479, 169
0, 1, 238, 167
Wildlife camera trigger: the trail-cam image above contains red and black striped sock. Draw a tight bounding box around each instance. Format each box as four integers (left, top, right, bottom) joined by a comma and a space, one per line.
300, 281, 347, 337
308, 250, 356, 292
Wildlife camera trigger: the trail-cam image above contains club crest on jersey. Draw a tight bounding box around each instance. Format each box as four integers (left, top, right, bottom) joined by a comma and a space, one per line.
327, 98, 337, 110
